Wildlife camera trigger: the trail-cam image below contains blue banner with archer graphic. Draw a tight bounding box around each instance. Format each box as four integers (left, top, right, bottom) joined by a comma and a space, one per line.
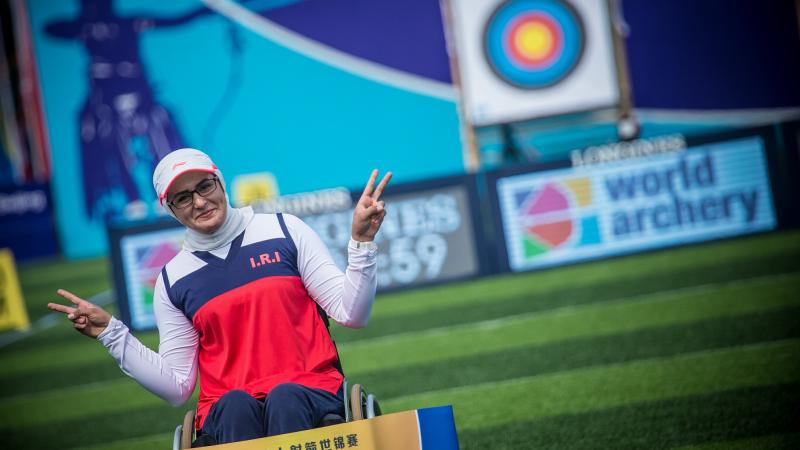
494, 136, 777, 272
26, 0, 462, 259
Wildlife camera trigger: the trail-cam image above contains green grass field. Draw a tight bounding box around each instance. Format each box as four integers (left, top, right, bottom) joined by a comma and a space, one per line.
1, 230, 799, 449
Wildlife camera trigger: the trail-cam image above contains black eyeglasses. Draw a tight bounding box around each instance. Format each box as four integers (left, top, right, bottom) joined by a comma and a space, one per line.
168, 177, 219, 209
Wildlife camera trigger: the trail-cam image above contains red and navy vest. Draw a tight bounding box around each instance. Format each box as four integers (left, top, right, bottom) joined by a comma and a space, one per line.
161, 213, 343, 430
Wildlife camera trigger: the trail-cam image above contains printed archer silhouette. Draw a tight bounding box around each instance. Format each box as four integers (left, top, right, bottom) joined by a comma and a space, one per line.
45, 0, 215, 221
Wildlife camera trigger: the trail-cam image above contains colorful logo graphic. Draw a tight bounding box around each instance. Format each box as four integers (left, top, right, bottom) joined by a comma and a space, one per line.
135, 241, 181, 307
515, 177, 600, 258
120, 227, 185, 330
484, 0, 585, 89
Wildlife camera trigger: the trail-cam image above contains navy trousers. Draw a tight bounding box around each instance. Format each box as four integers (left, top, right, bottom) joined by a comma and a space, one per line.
199, 383, 344, 444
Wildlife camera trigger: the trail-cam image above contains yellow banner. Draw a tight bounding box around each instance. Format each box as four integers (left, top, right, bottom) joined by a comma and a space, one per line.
206, 410, 421, 450
0, 248, 30, 332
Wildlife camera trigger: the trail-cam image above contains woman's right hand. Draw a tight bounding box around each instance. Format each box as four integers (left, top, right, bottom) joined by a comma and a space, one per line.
47, 289, 112, 339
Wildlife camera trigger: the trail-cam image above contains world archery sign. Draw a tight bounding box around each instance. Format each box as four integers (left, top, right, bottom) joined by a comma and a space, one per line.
491, 136, 778, 272
483, 0, 585, 90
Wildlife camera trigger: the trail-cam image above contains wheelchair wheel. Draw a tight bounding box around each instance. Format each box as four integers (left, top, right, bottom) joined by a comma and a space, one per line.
180, 410, 195, 449
349, 383, 367, 420
366, 394, 382, 418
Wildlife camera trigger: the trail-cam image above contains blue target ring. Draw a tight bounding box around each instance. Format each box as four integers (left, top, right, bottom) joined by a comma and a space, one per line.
484, 0, 585, 89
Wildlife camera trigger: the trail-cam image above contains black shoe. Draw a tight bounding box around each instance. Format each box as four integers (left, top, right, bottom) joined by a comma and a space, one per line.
192, 433, 218, 447
318, 413, 345, 427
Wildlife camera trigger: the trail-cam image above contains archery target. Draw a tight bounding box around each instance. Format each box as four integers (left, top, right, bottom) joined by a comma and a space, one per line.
446, 0, 620, 126
484, 0, 585, 89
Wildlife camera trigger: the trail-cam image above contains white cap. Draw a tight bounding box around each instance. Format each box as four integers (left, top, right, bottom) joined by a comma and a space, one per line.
152, 148, 226, 206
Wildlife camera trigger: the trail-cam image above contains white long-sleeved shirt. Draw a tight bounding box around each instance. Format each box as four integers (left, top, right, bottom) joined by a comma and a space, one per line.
98, 213, 377, 411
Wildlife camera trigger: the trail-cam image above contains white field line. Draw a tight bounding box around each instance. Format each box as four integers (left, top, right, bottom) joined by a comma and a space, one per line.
0, 375, 190, 407
339, 271, 800, 352
5, 270, 791, 378
379, 338, 800, 407
0, 290, 113, 349
63, 338, 800, 450
3, 271, 797, 404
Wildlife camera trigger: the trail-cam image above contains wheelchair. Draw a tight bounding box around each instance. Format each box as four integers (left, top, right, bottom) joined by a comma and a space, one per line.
172, 380, 381, 449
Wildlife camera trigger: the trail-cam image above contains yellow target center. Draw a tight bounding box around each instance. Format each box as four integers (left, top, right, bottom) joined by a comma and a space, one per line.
514, 22, 553, 60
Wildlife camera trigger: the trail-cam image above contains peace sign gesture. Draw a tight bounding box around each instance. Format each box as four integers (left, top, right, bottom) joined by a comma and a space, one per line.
47, 289, 111, 338
352, 169, 393, 242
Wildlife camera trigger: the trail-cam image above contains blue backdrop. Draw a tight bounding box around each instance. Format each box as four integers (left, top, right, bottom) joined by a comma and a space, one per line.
27, 0, 463, 258
25, 0, 800, 258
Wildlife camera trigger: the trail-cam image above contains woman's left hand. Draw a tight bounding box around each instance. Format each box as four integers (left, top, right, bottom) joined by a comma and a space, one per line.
351, 169, 392, 242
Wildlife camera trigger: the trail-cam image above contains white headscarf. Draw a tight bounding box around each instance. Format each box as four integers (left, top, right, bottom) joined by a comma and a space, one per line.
153, 148, 254, 252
